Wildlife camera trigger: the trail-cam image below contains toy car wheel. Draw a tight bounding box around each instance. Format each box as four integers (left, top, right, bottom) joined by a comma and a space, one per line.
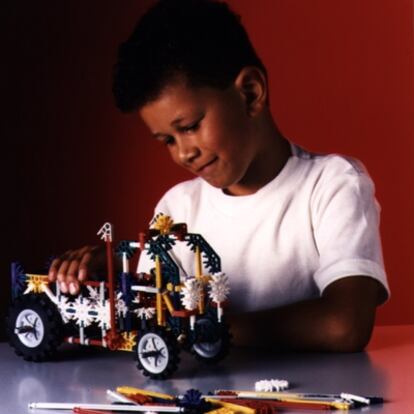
7, 294, 63, 361
135, 326, 180, 379
191, 315, 231, 363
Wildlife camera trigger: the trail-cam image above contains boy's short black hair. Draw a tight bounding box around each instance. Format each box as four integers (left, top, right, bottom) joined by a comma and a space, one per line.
113, 0, 266, 112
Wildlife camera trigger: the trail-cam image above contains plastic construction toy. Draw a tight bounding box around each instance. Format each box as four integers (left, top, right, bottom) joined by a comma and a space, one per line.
7, 214, 231, 379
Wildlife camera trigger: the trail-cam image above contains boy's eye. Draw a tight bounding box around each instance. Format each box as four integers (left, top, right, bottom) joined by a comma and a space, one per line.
180, 120, 200, 133
164, 136, 175, 146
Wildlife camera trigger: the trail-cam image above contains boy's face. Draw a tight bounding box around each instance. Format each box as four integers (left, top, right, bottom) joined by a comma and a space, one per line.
139, 79, 261, 195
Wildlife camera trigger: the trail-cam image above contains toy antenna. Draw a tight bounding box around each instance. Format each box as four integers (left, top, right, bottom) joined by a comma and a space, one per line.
97, 222, 120, 349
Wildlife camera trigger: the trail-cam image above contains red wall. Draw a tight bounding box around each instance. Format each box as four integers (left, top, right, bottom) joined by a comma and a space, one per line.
227, 0, 414, 325
3, 0, 414, 338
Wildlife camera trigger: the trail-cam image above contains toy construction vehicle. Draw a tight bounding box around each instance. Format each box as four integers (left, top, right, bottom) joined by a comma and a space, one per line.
7, 214, 231, 379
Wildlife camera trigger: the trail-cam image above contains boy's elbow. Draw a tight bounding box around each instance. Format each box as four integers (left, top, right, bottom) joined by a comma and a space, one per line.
323, 315, 374, 352
321, 277, 379, 352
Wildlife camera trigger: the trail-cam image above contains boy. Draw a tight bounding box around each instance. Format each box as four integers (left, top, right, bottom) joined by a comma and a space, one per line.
49, 0, 389, 351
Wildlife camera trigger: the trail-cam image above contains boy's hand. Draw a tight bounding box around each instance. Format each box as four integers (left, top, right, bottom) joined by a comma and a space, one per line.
48, 245, 107, 295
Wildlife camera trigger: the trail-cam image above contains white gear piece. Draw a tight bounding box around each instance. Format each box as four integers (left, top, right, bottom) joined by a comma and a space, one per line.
135, 307, 156, 320
208, 272, 230, 303
57, 295, 74, 323
116, 292, 128, 318
86, 286, 100, 303
180, 278, 202, 311
72, 296, 96, 327
95, 299, 111, 329
255, 379, 290, 392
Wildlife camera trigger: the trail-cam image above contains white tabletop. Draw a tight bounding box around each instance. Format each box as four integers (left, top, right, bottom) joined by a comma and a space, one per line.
0, 324, 413, 414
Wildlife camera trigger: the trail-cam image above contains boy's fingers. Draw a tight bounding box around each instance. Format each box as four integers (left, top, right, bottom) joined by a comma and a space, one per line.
78, 245, 93, 256
78, 252, 92, 281
66, 274, 80, 295
68, 282, 80, 295
66, 260, 82, 295
67, 260, 81, 281
59, 281, 68, 294
47, 245, 101, 294
60, 249, 75, 261
56, 260, 71, 293
48, 258, 62, 281
57, 260, 70, 281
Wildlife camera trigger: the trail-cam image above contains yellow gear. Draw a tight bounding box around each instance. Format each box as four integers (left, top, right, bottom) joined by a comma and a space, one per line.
25, 274, 49, 294
152, 214, 174, 235
117, 332, 137, 352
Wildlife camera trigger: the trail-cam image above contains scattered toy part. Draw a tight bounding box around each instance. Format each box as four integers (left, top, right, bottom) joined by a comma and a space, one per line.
29, 402, 183, 412
254, 379, 289, 393
106, 389, 138, 405
73, 407, 110, 414
204, 408, 235, 414
179, 388, 212, 414
29, 385, 385, 413
206, 398, 256, 414
116, 386, 175, 402
214, 397, 351, 411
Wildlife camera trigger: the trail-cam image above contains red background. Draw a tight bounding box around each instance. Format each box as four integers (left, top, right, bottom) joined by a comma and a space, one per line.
3, 0, 413, 339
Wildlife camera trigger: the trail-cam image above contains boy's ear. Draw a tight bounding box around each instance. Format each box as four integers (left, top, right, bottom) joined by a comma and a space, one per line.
234, 66, 268, 116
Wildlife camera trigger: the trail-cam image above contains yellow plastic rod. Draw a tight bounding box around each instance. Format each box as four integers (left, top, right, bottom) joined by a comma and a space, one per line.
116, 386, 175, 400
155, 255, 164, 326
195, 246, 205, 314
205, 398, 256, 414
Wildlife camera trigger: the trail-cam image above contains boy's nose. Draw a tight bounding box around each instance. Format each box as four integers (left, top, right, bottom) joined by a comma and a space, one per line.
178, 141, 200, 166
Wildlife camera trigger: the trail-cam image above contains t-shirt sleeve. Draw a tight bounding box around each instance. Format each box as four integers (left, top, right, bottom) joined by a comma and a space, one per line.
311, 158, 390, 302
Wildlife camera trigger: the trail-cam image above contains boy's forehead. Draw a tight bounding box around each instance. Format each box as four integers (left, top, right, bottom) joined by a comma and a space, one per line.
157, 79, 215, 107
140, 81, 228, 128
140, 84, 199, 121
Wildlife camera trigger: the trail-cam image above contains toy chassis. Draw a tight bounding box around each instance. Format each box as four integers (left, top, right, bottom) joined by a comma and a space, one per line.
7, 215, 231, 379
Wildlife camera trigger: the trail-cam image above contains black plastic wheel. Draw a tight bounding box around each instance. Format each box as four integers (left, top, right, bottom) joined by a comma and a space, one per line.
191, 314, 231, 363
135, 326, 180, 379
7, 294, 63, 361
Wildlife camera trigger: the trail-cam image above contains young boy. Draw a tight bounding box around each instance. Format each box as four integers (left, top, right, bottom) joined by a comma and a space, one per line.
49, 0, 389, 351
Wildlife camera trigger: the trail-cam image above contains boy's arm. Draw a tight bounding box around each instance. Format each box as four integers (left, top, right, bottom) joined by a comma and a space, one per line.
229, 275, 386, 352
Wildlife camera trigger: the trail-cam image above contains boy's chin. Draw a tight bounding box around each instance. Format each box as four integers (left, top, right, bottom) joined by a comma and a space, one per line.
198, 172, 243, 193
204, 181, 238, 196
201, 177, 230, 190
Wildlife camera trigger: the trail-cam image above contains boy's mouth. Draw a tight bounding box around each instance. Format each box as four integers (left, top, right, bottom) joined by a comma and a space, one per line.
196, 157, 218, 175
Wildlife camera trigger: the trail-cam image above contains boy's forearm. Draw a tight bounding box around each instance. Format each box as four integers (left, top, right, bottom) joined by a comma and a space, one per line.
229, 276, 381, 352
229, 298, 373, 352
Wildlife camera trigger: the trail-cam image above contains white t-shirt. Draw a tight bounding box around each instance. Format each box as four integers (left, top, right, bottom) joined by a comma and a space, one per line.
138, 143, 390, 313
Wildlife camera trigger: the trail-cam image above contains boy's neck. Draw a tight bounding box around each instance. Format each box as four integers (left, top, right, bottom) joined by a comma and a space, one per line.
224, 116, 292, 196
